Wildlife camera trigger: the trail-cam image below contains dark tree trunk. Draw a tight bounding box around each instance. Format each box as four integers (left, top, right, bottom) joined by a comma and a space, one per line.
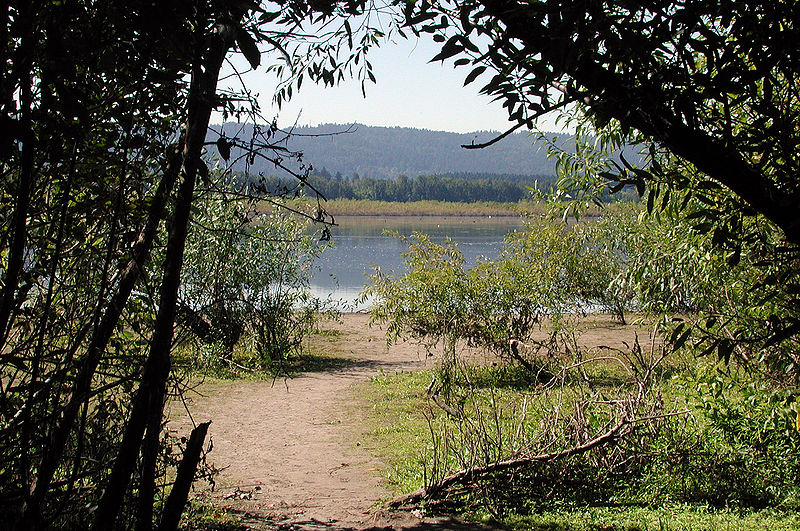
19, 146, 184, 530
157, 422, 211, 531
90, 22, 234, 530
0, 1, 36, 349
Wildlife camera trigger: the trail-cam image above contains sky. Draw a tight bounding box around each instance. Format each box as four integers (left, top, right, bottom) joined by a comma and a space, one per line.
222, 34, 565, 134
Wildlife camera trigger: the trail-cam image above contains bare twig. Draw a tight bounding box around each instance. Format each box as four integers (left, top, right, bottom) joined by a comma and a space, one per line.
388, 409, 689, 508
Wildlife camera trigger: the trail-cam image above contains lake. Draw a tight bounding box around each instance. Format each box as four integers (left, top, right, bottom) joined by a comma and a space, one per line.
308, 215, 525, 310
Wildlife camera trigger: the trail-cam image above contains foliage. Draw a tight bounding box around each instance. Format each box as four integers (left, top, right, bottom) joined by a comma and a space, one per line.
377, 0, 800, 371
642, 366, 800, 509
177, 188, 330, 369
267, 0, 797, 378
614, 196, 800, 377
0, 0, 352, 527
366, 232, 471, 393
0, 0, 200, 526
361, 333, 800, 526
363, 206, 800, 520
365, 212, 638, 371
501, 505, 800, 531
386, 0, 800, 244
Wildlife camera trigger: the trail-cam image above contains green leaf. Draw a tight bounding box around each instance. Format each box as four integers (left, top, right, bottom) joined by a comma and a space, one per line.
669, 322, 686, 345
698, 339, 720, 358
718, 339, 734, 364
430, 36, 464, 62
463, 65, 486, 86
727, 248, 741, 266
217, 137, 231, 161
236, 28, 261, 70
673, 327, 692, 351
198, 160, 211, 184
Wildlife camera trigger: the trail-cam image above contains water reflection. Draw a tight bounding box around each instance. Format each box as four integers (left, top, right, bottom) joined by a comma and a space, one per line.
309, 216, 524, 310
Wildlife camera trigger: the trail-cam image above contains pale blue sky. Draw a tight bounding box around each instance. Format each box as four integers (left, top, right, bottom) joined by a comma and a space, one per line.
227, 34, 564, 134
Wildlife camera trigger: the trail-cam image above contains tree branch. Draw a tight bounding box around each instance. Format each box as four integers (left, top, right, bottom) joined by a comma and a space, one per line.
461, 97, 573, 150
477, 0, 800, 244
388, 410, 689, 508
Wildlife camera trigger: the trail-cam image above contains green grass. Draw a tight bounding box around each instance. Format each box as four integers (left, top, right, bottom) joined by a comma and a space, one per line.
179, 497, 272, 530
499, 505, 800, 530
356, 355, 800, 530
173, 326, 356, 381
259, 196, 627, 218
359, 369, 436, 493
321, 198, 543, 217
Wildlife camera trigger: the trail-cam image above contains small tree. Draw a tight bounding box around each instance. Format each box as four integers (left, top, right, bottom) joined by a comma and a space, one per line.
366, 216, 638, 380
367, 232, 472, 394
178, 186, 330, 369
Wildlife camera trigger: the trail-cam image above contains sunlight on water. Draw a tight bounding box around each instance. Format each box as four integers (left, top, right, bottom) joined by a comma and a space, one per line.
308, 215, 523, 311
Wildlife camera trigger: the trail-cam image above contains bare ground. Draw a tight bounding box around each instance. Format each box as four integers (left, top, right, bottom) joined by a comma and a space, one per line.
168, 313, 647, 530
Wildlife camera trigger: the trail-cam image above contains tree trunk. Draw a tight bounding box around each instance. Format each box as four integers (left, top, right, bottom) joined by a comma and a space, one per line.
19, 145, 184, 531
0, 2, 36, 349
157, 422, 211, 531
90, 23, 234, 531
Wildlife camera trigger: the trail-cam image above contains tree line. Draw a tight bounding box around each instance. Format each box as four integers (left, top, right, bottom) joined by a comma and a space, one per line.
247, 171, 639, 204
251, 172, 548, 203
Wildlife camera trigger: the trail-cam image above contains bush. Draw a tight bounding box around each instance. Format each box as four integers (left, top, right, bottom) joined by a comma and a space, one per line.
177, 187, 331, 370
640, 368, 800, 508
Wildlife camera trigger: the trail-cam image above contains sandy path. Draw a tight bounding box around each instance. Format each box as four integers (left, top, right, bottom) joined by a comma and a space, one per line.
169, 314, 448, 530
170, 313, 641, 530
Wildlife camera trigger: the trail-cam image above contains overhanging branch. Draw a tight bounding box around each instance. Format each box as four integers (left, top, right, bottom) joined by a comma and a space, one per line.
461, 97, 573, 150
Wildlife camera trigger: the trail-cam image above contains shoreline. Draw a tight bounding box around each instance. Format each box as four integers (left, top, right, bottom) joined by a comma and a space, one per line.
261, 198, 623, 218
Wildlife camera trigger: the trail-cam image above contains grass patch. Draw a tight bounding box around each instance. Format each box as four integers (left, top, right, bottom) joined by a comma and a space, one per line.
269, 198, 565, 217
174, 325, 357, 381
359, 369, 438, 493
258, 198, 616, 217
499, 505, 800, 531
180, 498, 259, 530
358, 353, 800, 529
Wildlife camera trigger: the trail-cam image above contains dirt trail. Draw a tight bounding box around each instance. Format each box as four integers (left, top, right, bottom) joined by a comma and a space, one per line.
169, 314, 463, 530
170, 313, 641, 530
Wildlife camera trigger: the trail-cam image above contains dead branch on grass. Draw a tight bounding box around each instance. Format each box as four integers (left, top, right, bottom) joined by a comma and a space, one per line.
388, 410, 689, 508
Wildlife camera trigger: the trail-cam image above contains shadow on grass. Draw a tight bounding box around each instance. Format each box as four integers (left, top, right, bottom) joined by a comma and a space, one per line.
279, 353, 359, 374
182, 502, 503, 531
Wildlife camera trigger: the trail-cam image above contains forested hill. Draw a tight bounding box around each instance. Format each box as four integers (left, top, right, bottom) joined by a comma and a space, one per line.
211, 122, 569, 179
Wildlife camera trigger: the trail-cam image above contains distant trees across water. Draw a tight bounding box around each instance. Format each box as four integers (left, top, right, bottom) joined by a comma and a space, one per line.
244, 171, 637, 204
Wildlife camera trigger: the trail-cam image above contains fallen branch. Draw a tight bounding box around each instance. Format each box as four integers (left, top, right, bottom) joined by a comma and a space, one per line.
388, 410, 689, 508
389, 418, 629, 508
510, 340, 554, 383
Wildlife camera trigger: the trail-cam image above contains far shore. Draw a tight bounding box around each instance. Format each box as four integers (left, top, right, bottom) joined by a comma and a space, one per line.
321, 198, 544, 217
259, 198, 615, 218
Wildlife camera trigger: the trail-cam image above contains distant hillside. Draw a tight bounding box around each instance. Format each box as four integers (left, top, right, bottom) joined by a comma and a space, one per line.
209, 123, 569, 179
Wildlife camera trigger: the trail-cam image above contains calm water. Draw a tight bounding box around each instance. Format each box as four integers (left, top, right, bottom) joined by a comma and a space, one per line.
308, 215, 524, 310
